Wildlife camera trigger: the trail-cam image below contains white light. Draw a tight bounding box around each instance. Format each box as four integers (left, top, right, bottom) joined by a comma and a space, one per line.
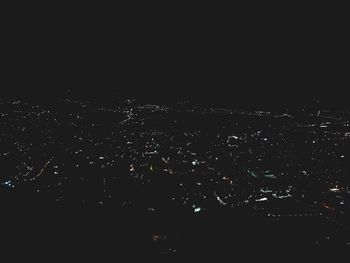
194, 207, 201, 213
255, 197, 268, 202
329, 187, 340, 192
2, 180, 14, 187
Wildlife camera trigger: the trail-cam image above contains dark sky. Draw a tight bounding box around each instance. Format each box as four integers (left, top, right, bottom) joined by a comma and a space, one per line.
2, 10, 348, 108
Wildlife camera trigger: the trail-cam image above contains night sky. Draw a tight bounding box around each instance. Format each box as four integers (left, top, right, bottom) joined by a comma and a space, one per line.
2, 9, 348, 108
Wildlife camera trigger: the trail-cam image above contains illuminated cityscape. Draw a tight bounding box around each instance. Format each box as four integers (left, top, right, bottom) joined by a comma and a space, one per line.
2, 3, 350, 260
1, 95, 349, 257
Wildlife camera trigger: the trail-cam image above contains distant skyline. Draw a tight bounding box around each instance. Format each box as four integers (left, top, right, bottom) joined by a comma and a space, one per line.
3, 59, 347, 109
